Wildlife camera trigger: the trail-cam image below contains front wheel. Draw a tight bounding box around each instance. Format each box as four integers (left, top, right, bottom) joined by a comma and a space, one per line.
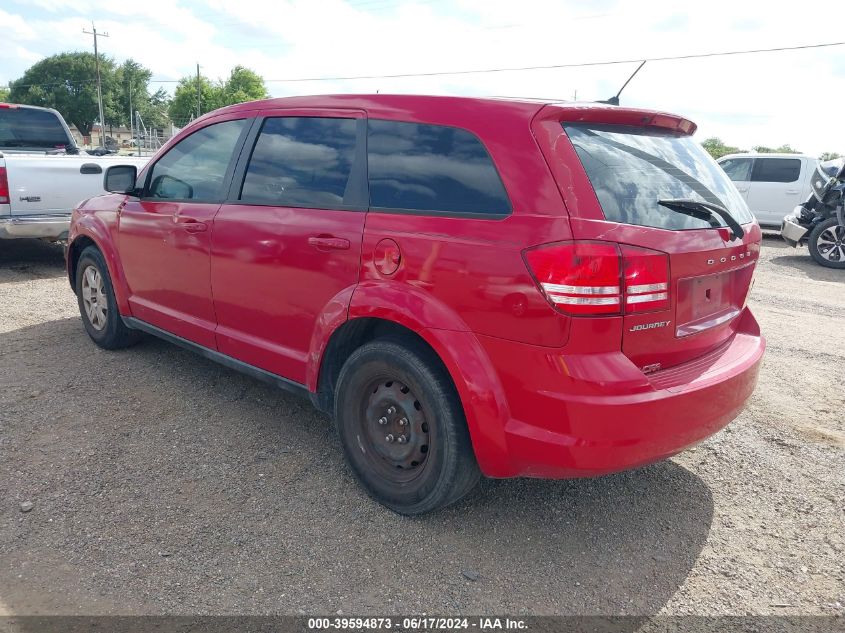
75, 246, 141, 349
808, 218, 845, 269
334, 339, 481, 515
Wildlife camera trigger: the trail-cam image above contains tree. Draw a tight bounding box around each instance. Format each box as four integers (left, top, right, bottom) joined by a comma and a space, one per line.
109, 59, 169, 130
752, 144, 801, 154
819, 152, 842, 161
0, 86, 9, 102
701, 137, 745, 160
220, 65, 269, 106
8, 52, 116, 136
167, 75, 222, 126
167, 66, 269, 126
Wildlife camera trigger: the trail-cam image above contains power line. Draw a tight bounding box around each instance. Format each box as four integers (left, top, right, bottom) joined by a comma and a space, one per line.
248, 40, 845, 83
4, 40, 845, 91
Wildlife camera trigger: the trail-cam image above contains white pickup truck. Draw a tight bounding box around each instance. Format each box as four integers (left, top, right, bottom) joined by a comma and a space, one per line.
0, 103, 149, 240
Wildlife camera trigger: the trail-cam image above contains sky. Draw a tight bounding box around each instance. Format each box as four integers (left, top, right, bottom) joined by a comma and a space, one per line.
1, 0, 843, 156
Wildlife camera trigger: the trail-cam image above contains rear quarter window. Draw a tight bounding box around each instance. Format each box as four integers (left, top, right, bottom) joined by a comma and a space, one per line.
367, 120, 511, 216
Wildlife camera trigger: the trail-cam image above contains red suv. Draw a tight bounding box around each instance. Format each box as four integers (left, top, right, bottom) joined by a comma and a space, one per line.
66, 95, 765, 514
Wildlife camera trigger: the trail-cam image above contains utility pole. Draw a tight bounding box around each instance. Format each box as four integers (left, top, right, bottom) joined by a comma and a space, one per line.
83, 22, 109, 147
128, 81, 133, 148
136, 111, 143, 158
196, 64, 201, 119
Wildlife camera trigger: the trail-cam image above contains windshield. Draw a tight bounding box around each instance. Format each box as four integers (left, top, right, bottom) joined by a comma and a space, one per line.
564, 123, 754, 230
0, 107, 74, 150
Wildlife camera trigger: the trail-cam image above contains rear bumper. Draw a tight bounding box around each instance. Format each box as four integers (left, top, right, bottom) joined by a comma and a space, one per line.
0, 214, 71, 240
474, 308, 765, 478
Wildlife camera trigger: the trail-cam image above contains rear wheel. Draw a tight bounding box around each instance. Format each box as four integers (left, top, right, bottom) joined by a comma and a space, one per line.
808, 218, 845, 269
75, 246, 140, 349
334, 339, 480, 515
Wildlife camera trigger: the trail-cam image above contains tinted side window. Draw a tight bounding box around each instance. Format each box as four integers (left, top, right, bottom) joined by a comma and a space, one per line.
720, 158, 752, 182
147, 119, 246, 201
751, 158, 801, 183
240, 117, 357, 208
367, 120, 511, 215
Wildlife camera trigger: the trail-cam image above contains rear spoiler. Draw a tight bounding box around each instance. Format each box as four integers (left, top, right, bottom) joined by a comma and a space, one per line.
536, 103, 697, 136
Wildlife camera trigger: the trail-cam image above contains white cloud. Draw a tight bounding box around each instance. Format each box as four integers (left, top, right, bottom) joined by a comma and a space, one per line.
2, 0, 844, 154
0, 7, 38, 40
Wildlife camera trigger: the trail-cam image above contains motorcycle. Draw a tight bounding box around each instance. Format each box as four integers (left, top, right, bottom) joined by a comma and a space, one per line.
781, 157, 845, 268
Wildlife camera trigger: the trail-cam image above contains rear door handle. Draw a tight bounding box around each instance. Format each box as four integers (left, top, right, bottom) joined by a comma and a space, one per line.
308, 236, 350, 251
174, 216, 208, 232
785, 189, 799, 194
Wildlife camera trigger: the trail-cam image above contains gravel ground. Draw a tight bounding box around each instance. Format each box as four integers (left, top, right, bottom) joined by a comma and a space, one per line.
0, 235, 842, 617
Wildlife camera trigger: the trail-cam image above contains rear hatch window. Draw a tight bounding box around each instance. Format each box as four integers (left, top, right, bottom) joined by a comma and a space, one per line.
563, 123, 754, 230
562, 122, 759, 372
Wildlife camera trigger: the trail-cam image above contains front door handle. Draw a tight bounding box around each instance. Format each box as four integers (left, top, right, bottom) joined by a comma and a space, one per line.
308, 236, 350, 251
174, 216, 208, 232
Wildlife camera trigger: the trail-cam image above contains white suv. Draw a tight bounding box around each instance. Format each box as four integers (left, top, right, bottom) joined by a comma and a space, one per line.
717, 153, 819, 227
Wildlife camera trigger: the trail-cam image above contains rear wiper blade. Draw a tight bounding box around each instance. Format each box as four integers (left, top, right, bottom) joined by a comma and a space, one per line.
658, 198, 745, 240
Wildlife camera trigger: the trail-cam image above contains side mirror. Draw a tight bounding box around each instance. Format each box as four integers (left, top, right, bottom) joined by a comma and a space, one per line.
104, 164, 138, 195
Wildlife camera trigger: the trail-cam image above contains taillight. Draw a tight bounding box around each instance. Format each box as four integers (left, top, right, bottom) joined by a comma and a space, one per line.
621, 245, 670, 312
524, 242, 621, 315
524, 241, 670, 316
0, 166, 9, 204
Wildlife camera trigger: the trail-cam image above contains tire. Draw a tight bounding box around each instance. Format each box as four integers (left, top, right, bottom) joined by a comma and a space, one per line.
808, 218, 845, 269
75, 246, 141, 349
334, 338, 481, 515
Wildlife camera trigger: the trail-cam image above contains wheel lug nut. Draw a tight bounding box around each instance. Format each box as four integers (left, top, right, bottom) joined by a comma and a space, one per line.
399, 417, 408, 426
378, 416, 388, 425
387, 406, 396, 415
385, 434, 394, 443
397, 435, 407, 444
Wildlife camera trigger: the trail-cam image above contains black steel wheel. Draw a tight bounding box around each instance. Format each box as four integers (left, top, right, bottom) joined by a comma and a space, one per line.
359, 378, 432, 483
334, 338, 480, 515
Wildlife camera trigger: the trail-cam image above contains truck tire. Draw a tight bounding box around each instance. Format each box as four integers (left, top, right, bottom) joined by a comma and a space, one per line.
334, 338, 481, 515
808, 218, 845, 269
75, 246, 141, 349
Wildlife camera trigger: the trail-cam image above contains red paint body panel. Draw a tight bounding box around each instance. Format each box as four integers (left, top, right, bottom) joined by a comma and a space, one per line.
119, 199, 220, 349
67, 193, 132, 313
483, 308, 763, 477
358, 212, 573, 347
211, 204, 365, 384
67, 94, 765, 481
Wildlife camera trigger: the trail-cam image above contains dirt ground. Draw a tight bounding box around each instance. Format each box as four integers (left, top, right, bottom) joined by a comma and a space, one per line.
0, 235, 842, 617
